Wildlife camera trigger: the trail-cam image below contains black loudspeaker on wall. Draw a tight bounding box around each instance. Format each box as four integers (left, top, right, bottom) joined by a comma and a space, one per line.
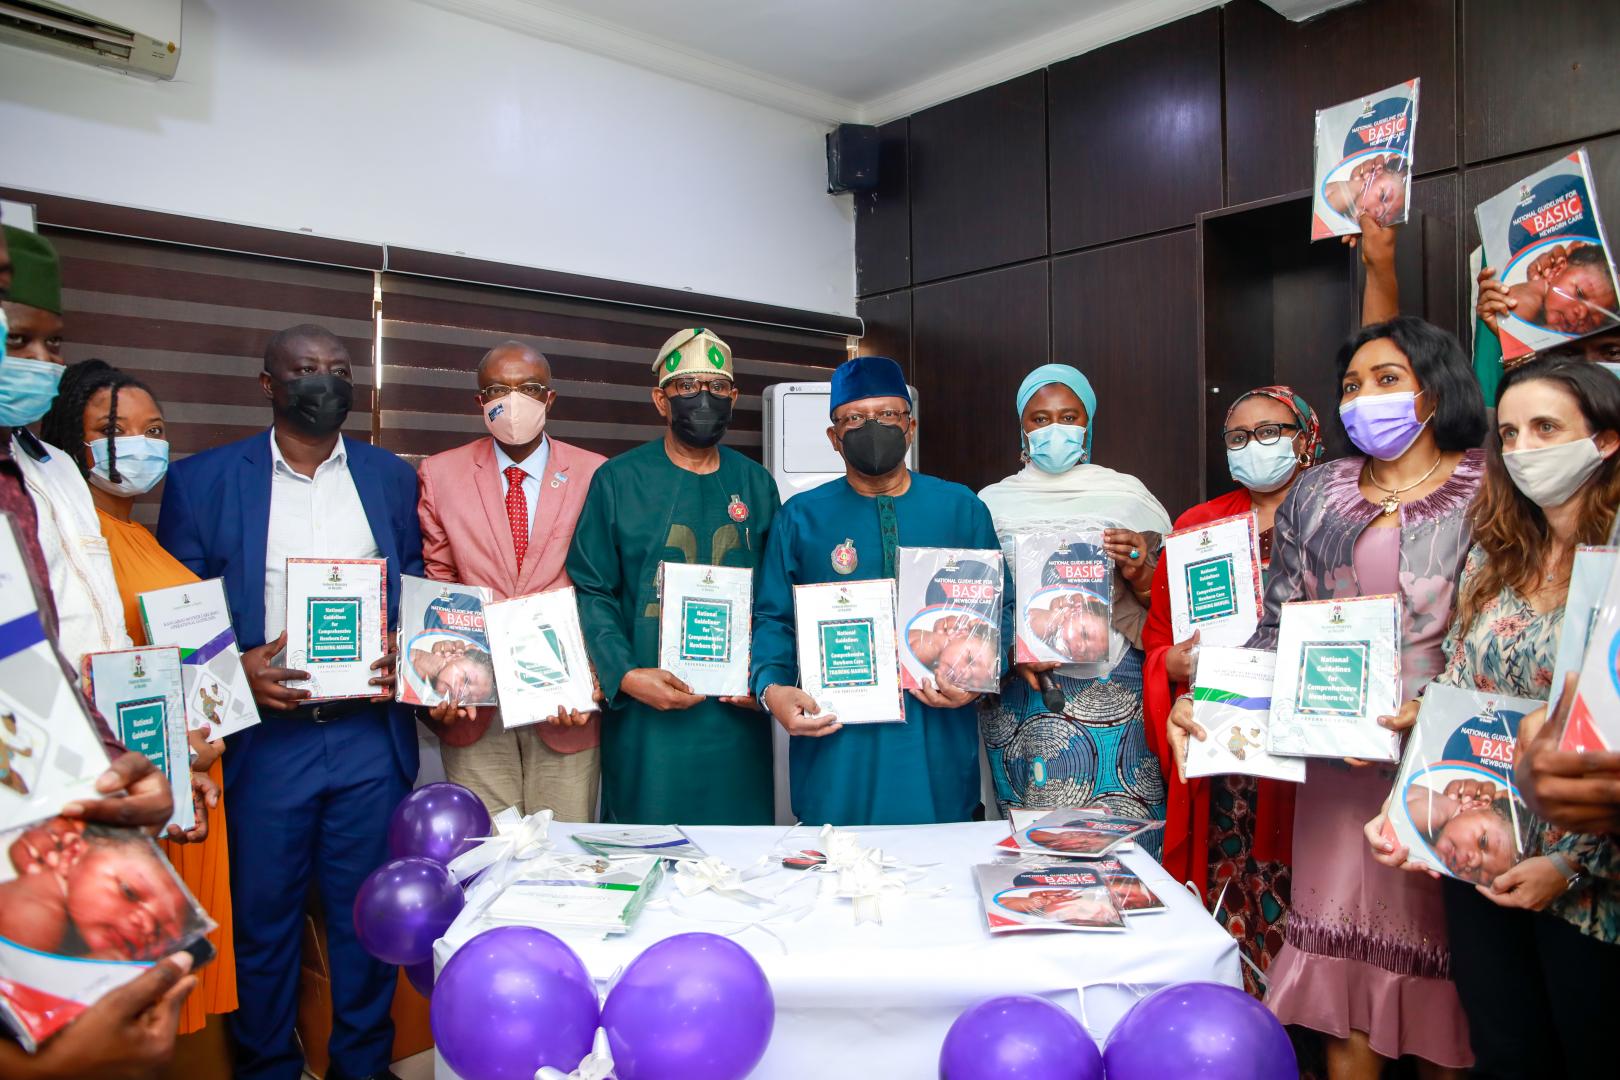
826, 123, 880, 193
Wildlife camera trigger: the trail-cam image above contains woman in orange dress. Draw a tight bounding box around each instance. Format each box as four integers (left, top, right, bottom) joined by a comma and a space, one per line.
41, 360, 237, 1034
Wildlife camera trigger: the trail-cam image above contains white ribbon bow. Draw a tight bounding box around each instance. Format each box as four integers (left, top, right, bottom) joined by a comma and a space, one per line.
815, 825, 939, 925
535, 1027, 615, 1080
671, 856, 775, 904
447, 807, 555, 883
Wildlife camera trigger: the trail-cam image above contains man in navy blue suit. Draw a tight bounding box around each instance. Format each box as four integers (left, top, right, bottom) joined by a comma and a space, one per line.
159, 324, 422, 1080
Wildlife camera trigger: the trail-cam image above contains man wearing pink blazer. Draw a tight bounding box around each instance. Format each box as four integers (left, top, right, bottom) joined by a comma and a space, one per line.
417, 341, 606, 819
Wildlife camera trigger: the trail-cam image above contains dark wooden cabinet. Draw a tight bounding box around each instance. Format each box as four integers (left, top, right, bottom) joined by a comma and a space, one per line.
856, 290, 913, 382
1048, 9, 1223, 253
854, 118, 912, 297
1462, 0, 1620, 165
911, 262, 1049, 493
1051, 230, 1202, 514
909, 72, 1048, 284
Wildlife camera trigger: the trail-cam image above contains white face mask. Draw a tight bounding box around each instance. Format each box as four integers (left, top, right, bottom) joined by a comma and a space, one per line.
1502, 437, 1607, 508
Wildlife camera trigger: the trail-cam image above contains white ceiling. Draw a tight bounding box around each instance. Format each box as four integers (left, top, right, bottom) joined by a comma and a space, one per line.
416, 0, 1225, 123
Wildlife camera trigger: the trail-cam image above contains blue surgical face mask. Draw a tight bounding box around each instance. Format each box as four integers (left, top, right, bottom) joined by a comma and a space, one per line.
1226, 438, 1299, 493
0, 353, 65, 429
87, 435, 170, 496
1026, 423, 1088, 474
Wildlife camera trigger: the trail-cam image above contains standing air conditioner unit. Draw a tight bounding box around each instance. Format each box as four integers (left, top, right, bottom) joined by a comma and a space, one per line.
0, 0, 180, 79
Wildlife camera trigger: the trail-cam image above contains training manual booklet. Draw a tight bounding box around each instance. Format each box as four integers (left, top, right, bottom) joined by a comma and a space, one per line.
1162, 513, 1264, 648
1312, 78, 1419, 240
83, 647, 193, 834
397, 576, 497, 708
0, 514, 109, 832
897, 546, 1004, 694
1091, 857, 1165, 916
0, 815, 216, 1052
1384, 684, 1539, 887
1476, 147, 1620, 361
572, 826, 708, 863
482, 853, 663, 936
284, 558, 387, 701
1549, 547, 1617, 717
657, 562, 752, 697
486, 587, 599, 727
1013, 531, 1113, 667
1268, 595, 1402, 762
138, 577, 258, 740
974, 862, 1125, 933
994, 808, 1138, 856
1562, 549, 1620, 752
1005, 808, 1161, 860
1188, 647, 1306, 783
793, 579, 902, 724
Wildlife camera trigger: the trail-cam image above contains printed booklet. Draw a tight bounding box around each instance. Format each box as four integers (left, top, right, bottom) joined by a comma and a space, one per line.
1005, 808, 1161, 860
1188, 647, 1306, 783
482, 854, 664, 936
1385, 684, 1539, 887
1563, 549, 1620, 753
1268, 595, 1402, 762
0, 514, 110, 832
1161, 513, 1263, 648
974, 862, 1125, 933
994, 808, 1138, 856
486, 587, 599, 727
284, 558, 388, 701
397, 576, 497, 708
897, 546, 1004, 694
1312, 78, 1419, 240
1476, 147, 1620, 361
1549, 546, 1617, 717
138, 577, 258, 740
0, 816, 216, 1051
793, 579, 902, 724
1013, 532, 1113, 667
657, 563, 752, 697
572, 826, 708, 862
1092, 857, 1166, 916
83, 647, 193, 834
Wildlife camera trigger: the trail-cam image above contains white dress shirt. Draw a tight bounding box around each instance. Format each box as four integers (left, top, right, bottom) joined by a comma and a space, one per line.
263, 431, 381, 643
492, 435, 550, 535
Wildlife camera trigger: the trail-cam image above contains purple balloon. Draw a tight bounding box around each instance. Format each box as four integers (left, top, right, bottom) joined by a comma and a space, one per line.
353, 856, 464, 967
388, 782, 491, 864
602, 932, 774, 1080
431, 926, 600, 1080
939, 995, 1102, 1080
1103, 982, 1295, 1080
405, 958, 435, 997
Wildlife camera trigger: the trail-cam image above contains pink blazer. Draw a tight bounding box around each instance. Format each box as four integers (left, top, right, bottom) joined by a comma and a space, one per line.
417, 436, 606, 750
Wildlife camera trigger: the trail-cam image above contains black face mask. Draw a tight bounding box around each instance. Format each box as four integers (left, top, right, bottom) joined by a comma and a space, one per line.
840, 421, 909, 477
277, 373, 353, 436
667, 390, 732, 449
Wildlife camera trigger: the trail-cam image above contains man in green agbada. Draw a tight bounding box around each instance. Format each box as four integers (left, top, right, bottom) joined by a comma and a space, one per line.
566, 328, 781, 824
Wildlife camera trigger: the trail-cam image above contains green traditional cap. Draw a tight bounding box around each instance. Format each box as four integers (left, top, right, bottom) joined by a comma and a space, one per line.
652, 327, 733, 386
3, 226, 62, 315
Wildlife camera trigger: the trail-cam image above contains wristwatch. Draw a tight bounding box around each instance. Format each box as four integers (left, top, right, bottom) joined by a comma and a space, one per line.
759, 684, 781, 712
1547, 851, 1587, 892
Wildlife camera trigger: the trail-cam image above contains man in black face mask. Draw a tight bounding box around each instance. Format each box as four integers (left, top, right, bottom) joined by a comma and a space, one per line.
157, 323, 424, 1080
568, 328, 782, 826
750, 355, 1008, 827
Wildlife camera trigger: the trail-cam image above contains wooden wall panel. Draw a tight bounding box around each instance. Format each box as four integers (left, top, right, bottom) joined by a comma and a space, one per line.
1408, 172, 1462, 335
1048, 9, 1223, 252
909, 72, 1048, 284
855, 290, 912, 382
1051, 230, 1201, 514
1223, 0, 1457, 206
854, 119, 911, 297
1462, 0, 1620, 164
911, 263, 1049, 494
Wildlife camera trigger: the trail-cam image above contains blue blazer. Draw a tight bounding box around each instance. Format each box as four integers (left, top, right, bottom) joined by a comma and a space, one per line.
157, 431, 424, 785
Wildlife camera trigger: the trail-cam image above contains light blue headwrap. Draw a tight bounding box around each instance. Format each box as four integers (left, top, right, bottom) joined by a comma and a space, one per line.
1016, 363, 1097, 456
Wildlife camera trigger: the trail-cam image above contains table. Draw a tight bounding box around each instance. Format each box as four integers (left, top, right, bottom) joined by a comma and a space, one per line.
434, 820, 1239, 1079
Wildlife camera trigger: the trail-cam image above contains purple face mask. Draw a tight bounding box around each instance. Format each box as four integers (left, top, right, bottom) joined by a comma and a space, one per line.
1338, 390, 1428, 461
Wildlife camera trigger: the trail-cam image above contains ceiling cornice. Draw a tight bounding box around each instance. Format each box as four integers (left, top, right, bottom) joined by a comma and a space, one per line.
413, 0, 862, 123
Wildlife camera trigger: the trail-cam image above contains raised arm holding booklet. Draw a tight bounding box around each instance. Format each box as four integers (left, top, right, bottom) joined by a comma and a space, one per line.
1311, 78, 1419, 240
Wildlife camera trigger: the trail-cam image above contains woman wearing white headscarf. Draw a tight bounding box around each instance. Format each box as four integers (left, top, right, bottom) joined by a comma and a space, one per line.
978, 365, 1172, 849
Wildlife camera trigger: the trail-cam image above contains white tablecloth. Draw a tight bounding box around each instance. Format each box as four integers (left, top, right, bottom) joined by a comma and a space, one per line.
434, 821, 1239, 1079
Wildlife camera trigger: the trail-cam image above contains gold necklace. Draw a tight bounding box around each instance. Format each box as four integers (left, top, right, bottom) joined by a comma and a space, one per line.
1365, 454, 1444, 516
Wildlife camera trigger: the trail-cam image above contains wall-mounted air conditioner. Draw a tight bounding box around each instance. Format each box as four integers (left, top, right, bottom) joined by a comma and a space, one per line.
0, 0, 180, 79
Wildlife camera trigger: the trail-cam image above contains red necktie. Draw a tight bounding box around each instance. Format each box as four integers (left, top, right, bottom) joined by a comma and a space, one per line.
504, 465, 529, 569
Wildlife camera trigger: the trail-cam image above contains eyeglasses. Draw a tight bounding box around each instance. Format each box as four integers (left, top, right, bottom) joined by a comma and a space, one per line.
478, 382, 552, 403
1222, 422, 1300, 450
834, 409, 911, 430
663, 376, 734, 397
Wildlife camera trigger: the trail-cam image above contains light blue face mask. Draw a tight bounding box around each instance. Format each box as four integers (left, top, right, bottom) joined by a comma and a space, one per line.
87, 435, 170, 496
1025, 423, 1088, 474
0, 344, 65, 428
1226, 438, 1299, 493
